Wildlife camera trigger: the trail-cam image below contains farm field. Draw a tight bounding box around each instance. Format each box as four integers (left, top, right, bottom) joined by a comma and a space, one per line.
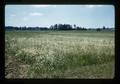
5, 30, 115, 79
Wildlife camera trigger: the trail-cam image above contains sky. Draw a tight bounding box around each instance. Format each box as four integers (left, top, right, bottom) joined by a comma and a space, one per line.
5, 5, 115, 28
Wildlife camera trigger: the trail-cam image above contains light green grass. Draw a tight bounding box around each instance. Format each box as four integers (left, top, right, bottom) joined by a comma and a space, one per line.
5, 30, 115, 78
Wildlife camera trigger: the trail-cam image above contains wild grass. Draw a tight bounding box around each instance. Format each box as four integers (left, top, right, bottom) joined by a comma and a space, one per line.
5, 30, 115, 78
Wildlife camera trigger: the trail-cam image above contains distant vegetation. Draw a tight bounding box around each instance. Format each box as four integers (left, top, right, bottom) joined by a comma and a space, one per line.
5, 24, 114, 31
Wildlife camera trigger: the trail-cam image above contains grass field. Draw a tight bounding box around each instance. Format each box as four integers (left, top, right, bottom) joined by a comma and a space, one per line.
5, 30, 115, 79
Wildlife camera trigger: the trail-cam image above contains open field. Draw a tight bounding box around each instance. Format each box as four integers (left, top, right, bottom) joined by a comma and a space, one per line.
5, 30, 115, 78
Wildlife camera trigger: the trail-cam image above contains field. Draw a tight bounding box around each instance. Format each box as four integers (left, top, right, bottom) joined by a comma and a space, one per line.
5, 30, 115, 79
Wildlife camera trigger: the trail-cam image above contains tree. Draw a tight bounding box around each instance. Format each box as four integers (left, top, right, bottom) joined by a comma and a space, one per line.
50, 25, 54, 30
103, 26, 106, 30
96, 28, 101, 31
54, 24, 58, 30
74, 24, 76, 29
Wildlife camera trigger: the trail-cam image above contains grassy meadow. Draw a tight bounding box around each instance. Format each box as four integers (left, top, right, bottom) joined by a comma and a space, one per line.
5, 30, 115, 79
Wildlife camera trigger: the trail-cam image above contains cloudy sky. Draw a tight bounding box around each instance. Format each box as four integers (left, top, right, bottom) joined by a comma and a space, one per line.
5, 5, 114, 28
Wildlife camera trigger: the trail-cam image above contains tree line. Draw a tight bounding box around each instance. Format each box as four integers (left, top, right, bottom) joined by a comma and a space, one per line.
5, 24, 114, 31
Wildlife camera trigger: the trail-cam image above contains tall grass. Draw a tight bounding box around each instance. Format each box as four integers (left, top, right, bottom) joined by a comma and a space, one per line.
5, 30, 115, 78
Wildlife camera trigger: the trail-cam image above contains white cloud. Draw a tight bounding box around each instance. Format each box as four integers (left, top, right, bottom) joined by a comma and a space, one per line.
52, 5, 57, 7
29, 12, 43, 16
86, 5, 103, 8
23, 12, 43, 21
86, 5, 95, 8
31, 5, 56, 8
97, 5, 103, 7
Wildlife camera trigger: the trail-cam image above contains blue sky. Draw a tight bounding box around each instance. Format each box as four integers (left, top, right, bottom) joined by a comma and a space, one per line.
5, 5, 114, 28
